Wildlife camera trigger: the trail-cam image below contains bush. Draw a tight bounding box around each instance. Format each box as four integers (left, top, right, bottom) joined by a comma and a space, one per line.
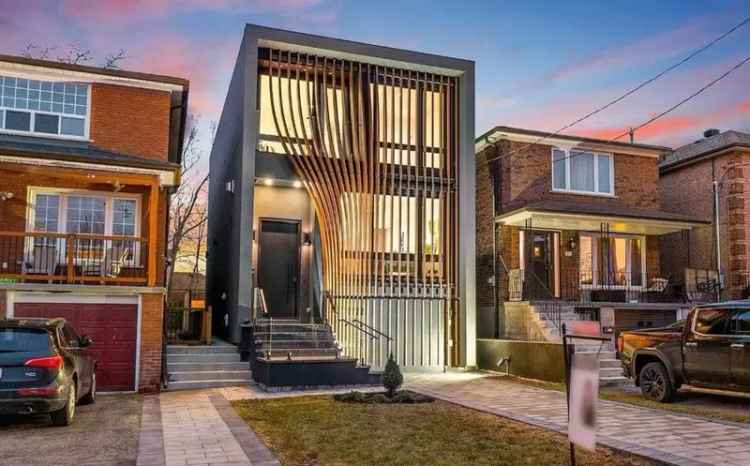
382, 353, 403, 397
333, 390, 433, 404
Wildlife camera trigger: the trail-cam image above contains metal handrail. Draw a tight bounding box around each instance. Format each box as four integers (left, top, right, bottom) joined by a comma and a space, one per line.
340, 319, 378, 340
352, 319, 392, 341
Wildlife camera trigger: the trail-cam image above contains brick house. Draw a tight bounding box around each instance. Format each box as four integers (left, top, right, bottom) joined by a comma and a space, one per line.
0, 55, 188, 393
475, 126, 711, 345
660, 129, 750, 300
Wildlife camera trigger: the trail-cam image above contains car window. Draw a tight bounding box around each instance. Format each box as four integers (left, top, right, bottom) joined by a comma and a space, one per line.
694, 309, 731, 335
60, 324, 80, 348
730, 310, 750, 335
0, 328, 52, 353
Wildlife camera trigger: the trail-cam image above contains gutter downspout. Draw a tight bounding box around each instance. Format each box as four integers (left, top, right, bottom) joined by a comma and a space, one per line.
713, 178, 722, 300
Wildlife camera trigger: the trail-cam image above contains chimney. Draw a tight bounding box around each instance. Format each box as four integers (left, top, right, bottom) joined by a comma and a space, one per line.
704, 128, 720, 138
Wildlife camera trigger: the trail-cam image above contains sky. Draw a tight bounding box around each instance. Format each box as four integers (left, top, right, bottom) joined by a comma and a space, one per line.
2, 0, 750, 159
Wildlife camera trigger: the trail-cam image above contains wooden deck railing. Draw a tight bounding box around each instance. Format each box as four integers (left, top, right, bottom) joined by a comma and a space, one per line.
0, 231, 150, 286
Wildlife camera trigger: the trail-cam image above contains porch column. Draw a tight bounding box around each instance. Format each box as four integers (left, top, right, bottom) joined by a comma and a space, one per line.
148, 178, 160, 287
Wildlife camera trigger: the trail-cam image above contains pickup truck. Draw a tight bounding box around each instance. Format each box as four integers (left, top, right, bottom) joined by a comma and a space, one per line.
618, 300, 750, 402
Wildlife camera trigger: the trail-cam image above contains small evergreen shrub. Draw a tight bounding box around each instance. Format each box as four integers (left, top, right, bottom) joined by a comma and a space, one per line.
382, 353, 403, 397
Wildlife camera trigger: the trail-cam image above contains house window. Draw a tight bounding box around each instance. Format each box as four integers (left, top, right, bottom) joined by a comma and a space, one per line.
579, 233, 644, 287
551, 148, 613, 195
0, 76, 89, 138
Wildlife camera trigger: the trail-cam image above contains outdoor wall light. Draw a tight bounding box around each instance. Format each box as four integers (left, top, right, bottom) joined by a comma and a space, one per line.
263, 178, 273, 186
567, 236, 577, 251
293, 180, 303, 189
0, 192, 14, 201
303, 232, 312, 246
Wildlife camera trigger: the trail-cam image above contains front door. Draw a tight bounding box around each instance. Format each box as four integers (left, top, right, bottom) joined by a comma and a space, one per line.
525, 231, 555, 299
258, 219, 300, 318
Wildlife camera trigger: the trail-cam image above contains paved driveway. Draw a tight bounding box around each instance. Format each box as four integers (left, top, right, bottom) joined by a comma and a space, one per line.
408, 373, 750, 466
0, 394, 142, 466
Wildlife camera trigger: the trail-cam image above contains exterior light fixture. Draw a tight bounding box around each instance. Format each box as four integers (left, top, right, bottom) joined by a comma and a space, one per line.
567, 237, 577, 251
263, 178, 273, 186
303, 232, 312, 246
293, 180, 303, 188
0, 192, 14, 201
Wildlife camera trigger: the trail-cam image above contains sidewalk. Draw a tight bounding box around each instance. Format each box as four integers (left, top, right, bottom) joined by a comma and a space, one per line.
407, 373, 750, 466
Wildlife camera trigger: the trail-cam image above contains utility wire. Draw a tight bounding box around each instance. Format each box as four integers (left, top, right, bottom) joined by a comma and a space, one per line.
481, 16, 750, 164
610, 54, 750, 141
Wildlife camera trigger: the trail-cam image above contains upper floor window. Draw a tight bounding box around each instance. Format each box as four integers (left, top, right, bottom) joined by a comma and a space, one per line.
0, 76, 89, 139
552, 148, 613, 195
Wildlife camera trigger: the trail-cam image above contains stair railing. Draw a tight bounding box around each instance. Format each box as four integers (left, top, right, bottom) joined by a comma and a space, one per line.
323, 291, 392, 366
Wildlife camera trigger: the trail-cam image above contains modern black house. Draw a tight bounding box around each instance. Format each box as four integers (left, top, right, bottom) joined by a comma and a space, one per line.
207, 25, 475, 386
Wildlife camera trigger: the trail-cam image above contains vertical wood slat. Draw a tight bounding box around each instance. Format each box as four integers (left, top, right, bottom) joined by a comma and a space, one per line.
264, 50, 458, 369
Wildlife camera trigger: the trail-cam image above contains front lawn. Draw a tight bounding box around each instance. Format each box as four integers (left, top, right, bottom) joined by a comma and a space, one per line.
232, 396, 653, 465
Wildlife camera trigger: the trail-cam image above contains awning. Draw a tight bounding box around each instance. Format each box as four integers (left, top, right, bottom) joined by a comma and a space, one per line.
495, 200, 709, 235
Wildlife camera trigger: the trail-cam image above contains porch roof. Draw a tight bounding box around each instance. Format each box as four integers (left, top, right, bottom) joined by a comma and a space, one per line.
495, 200, 710, 235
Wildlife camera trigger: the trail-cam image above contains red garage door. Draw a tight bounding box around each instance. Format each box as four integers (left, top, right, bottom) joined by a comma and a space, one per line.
14, 303, 138, 391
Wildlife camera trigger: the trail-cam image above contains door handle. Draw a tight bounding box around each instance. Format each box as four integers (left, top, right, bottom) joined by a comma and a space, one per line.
731, 343, 745, 349
685, 342, 698, 348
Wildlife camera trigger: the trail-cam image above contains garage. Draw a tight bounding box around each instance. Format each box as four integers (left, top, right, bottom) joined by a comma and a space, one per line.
13, 297, 139, 392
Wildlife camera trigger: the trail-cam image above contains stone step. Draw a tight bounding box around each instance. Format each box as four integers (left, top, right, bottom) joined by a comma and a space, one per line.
252, 331, 334, 341
167, 353, 242, 363
599, 358, 621, 369
255, 347, 339, 358
600, 367, 625, 378
167, 361, 248, 372
166, 379, 251, 391
168, 370, 251, 382
167, 345, 238, 355
600, 376, 630, 387
254, 338, 335, 349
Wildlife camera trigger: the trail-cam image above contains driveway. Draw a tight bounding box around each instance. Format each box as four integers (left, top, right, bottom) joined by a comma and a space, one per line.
0, 394, 143, 466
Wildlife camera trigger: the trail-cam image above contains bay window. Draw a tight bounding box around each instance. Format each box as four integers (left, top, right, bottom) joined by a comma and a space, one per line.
552, 148, 613, 195
579, 233, 644, 287
0, 76, 89, 138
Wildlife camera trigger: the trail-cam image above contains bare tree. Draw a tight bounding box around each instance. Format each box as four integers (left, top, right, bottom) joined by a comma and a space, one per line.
166, 116, 212, 295
104, 49, 127, 70
22, 43, 126, 69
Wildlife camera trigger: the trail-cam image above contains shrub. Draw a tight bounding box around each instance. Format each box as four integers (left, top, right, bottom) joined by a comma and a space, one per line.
382, 353, 403, 397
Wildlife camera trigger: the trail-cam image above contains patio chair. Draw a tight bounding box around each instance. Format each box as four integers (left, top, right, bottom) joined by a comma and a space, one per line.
23, 245, 58, 277
106, 246, 132, 278
643, 277, 670, 302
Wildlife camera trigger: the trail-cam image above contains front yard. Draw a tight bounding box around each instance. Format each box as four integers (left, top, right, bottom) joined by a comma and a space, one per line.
232, 395, 654, 466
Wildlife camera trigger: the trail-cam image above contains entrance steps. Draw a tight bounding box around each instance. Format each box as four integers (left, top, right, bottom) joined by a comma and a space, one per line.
574, 344, 629, 387
166, 343, 251, 390
250, 318, 381, 389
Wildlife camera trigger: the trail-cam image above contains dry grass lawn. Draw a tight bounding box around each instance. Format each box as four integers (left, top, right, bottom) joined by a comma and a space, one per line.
232, 396, 654, 466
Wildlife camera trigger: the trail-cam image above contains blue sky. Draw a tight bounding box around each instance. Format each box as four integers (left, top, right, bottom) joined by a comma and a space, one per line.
2, 0, 749, 152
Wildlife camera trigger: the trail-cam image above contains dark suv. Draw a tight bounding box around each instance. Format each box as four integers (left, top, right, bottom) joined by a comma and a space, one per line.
0, 318, 97, 426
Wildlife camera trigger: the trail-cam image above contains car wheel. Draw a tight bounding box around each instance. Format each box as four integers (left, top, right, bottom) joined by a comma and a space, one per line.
639, 362, 674, 403
80, 372, 96, 405
51, 384, 76, 426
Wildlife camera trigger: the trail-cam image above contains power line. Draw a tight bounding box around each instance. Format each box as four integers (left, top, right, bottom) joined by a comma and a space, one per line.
481, 16, 750, 164
611, 54, 750, 141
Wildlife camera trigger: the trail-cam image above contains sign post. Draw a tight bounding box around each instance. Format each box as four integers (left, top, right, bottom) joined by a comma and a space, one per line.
562, 324, 610, 466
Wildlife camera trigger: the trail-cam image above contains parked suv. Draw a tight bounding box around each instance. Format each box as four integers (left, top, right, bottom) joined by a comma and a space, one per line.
0, 318, 97, 426
619, 300, 750, 402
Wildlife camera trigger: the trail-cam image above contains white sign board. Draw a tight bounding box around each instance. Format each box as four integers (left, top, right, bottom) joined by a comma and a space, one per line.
569, 353, 599, 451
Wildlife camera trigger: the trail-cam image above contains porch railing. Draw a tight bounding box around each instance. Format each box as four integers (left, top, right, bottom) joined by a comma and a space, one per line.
0, 231, 149, 286
508, 267, 726, 304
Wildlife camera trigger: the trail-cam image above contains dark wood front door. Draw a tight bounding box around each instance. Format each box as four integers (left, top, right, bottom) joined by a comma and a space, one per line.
258, 219, 300, 318
525, 231, 555, 299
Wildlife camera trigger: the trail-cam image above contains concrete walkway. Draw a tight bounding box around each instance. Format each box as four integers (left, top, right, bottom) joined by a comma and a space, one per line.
136, 389, 280, 466
407, 373, 750, 466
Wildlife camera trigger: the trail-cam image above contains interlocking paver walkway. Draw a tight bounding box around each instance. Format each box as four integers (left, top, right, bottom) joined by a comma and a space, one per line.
408, 373, 750, 466
137, 389, 280, 466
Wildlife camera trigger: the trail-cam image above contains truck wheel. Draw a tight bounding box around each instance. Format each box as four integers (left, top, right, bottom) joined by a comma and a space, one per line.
639, 362, 674, 403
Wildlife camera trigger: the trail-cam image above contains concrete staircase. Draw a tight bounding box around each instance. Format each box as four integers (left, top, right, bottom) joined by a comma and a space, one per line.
574, 343, 629, 387
166, 343, 252, 390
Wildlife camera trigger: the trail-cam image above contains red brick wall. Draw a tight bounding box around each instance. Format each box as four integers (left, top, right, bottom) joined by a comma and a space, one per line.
138, 292, 164, 393
90, 83, 171, 161
660, 149, 750, 298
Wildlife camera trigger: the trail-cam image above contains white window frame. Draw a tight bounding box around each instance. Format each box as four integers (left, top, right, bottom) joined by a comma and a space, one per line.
26, 187, 142, 266
551, 148, 615, 196
578, 232, 646, 289
0, 78, 91, 141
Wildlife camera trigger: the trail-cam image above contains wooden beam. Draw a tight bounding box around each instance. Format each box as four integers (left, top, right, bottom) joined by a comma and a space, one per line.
147, 179, 159, 287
